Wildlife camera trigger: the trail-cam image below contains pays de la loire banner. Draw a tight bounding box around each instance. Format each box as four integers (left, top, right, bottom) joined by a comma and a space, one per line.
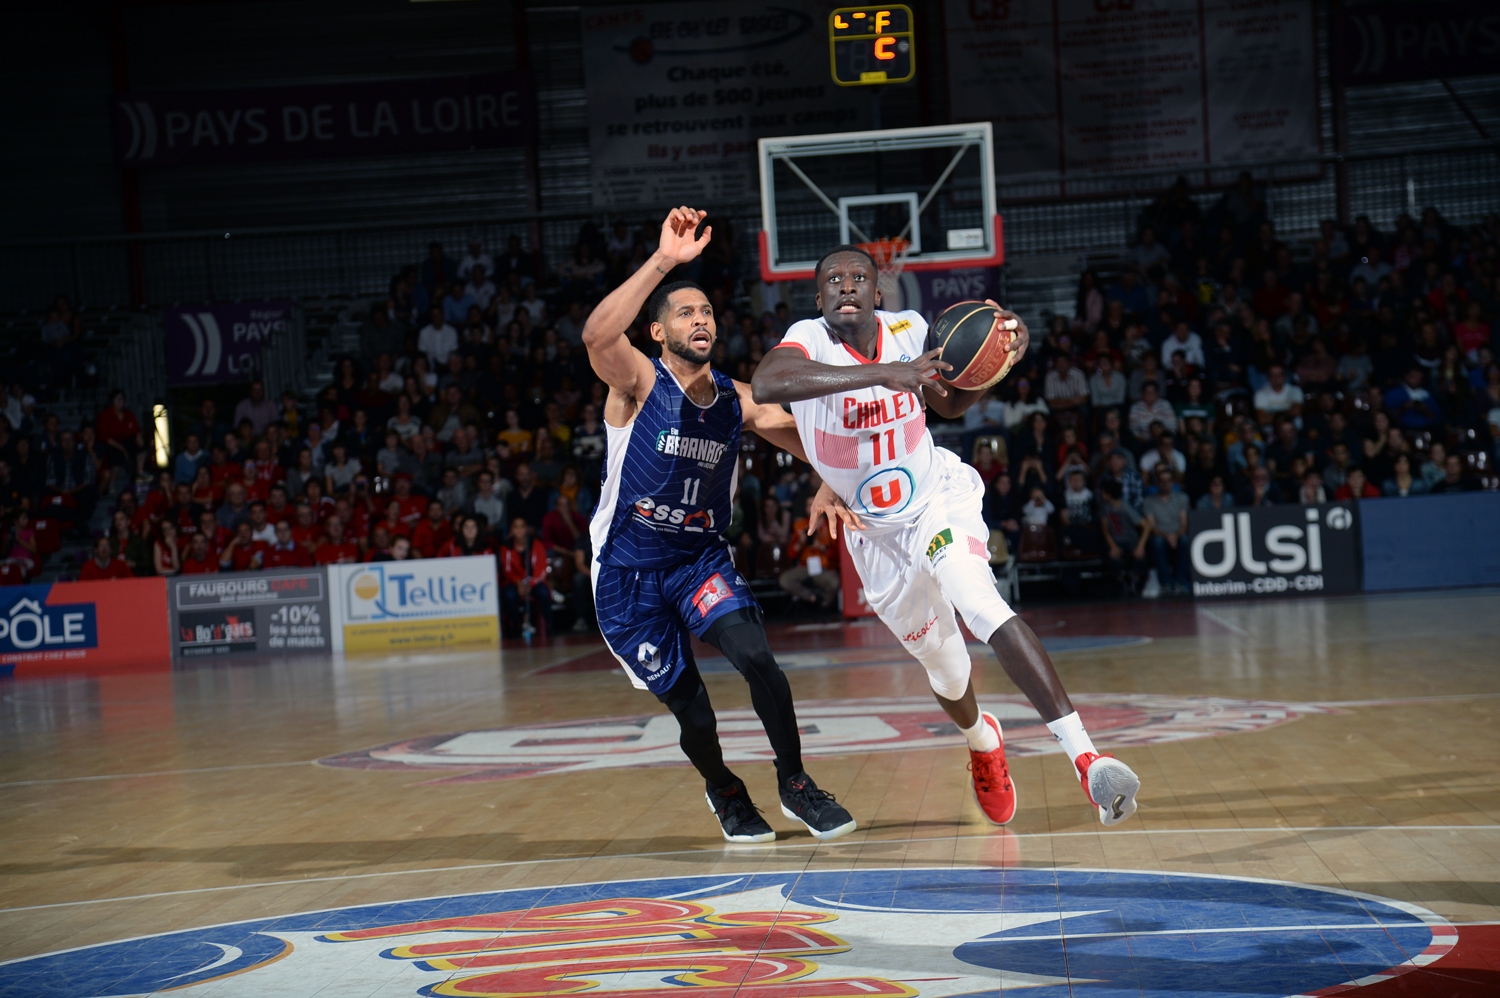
164, 300, 294, 386
945, 0, 1319, 181
581, 4, 869, 206
114, 74, 534, 168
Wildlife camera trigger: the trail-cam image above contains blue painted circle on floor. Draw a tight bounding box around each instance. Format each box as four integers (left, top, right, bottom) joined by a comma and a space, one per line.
0, 867, 1439, 997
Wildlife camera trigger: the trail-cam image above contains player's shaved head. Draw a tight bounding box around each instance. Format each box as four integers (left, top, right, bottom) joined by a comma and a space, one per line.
646, 280, 705, 327
815, 244, 878, 281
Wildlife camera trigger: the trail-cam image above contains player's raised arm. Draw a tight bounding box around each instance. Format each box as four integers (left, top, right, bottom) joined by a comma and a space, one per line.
581, 207, 712, 402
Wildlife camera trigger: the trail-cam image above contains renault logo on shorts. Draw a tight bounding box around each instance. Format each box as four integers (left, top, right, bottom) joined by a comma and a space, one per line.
856, 468, 913, 515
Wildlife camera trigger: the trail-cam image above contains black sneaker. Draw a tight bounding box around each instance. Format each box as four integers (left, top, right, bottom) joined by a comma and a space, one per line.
779, 772, 857, 841
705, 779, 776, 843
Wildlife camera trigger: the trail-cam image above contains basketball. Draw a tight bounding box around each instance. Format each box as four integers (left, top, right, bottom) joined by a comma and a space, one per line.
926, 300, 1020, 391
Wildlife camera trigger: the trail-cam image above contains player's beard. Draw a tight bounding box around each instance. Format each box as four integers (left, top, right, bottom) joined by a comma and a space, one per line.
665, 333, 712, 366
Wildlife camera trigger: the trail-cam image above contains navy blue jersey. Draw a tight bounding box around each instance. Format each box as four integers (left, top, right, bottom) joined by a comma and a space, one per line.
590, 360, 742, 570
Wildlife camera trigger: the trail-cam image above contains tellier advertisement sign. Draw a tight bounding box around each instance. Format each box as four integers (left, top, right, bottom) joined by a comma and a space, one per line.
1188, 503, 1362, 598
164, 300, 294, 386
168, 569, 332, 661
327, 556, 499, 654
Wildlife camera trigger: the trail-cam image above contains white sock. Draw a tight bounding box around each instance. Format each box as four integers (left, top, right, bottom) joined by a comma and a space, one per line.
959, 713, 1000, 753
1046, 712, 1097, 762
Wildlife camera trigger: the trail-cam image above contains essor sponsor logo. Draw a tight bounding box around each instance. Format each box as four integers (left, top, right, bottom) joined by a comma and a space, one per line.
857, 467, 914, 514
1191, 508, 1331, 577
654, 427, 727, 465
0, 597, 97, 652
632, 497, 715, 532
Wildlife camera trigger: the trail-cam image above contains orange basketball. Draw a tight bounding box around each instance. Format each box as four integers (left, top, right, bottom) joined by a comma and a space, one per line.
927, 301, 1020, 391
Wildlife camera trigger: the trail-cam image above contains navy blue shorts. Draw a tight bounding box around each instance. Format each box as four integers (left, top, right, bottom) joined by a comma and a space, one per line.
593, 545, 756, 695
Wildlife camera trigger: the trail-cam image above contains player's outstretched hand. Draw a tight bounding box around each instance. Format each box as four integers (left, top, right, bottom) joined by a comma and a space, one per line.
808, 480, 864, 540
882, 347, 952, 397
658, 207, 712, 267
983, 300, 1028, 363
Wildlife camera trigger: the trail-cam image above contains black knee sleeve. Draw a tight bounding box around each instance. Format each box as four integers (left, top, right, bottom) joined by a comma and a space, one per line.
703, 608, 804, 785
655, 664, 733, 789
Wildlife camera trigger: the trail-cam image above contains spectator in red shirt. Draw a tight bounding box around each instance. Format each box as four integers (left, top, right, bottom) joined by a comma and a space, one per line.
290, 502, 323, 555
219, 520, 267, 572
263, 519, 312, 568
238, 460, 268, 504
378, 499, 410, 542
137, 471, 175, 532
165, 482, 204, 535
179, 532, 219, 575
499, 517, 551, 638
264, 484, 292, 530
252, 439, 284, 487
390, 475, 425, 527
190, 466, 217, 509
540, 494, 586, 556
196, 511, 230, 561
153, 520, 182, 577
440, 515, 493, 558
95, 390, 146, 477
207, 445, 240, 497
314, 517, 361, 565
363, 523, 393, 562
1334, 466, 1381, 500
411, 499, 453, 558
78, 536, 133, 580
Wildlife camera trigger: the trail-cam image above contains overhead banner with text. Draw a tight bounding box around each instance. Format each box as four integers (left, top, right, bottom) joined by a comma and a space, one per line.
113, 74, 534, 168
945, 0, 1319, 181
581, 4, 869, 206
164, 300, 294, 386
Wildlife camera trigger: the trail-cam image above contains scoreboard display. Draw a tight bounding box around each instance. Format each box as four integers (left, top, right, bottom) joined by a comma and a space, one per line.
829, 6, 915, 87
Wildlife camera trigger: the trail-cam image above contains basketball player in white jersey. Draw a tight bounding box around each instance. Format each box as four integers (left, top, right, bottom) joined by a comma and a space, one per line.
754, 245, 1142, 826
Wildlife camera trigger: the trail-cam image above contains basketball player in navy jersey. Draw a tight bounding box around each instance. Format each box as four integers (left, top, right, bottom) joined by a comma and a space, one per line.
581, 206, 858, 843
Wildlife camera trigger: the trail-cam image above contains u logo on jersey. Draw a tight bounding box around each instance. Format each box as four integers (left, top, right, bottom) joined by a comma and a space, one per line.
857, 468, 914, 515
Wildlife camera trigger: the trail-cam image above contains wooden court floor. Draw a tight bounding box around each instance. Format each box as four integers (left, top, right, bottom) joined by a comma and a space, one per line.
0, 589, 1497, 996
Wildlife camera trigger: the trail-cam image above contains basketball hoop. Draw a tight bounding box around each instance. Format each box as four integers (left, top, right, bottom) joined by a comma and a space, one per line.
859, 236, 911, 305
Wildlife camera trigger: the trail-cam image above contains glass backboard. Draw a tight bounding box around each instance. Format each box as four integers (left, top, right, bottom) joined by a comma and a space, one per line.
757, 122, 1002, 281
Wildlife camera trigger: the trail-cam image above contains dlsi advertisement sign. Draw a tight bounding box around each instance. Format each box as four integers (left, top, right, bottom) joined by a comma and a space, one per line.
1188, 503, 1361, 599
328, 556, 499, 654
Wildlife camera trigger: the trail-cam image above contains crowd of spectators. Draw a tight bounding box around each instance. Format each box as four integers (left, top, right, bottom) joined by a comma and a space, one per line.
962, 177, 1500, 596
4, 187, 1498, 614
0, 221, 840, 634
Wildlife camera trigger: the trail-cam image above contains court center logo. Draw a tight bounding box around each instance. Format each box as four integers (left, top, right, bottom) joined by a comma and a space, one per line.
320, 694, 1340, 783
0, 868, 1456, 997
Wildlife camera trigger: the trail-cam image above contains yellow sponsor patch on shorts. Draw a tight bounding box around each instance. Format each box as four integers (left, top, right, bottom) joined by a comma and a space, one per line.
926, 528, 953, 562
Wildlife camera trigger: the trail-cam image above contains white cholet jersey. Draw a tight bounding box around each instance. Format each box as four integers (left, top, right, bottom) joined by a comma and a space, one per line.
777, 309, 950, 531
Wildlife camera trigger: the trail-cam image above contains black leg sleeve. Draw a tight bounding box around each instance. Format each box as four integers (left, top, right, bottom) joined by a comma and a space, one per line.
702, 606, 804, 786
654, 659, 735, 790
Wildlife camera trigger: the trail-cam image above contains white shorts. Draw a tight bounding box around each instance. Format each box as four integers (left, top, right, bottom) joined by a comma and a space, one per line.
846, 449, 1016, 662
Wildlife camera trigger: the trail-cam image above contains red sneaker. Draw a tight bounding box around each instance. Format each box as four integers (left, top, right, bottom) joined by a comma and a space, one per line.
967, 712, 1017, 825
1075, 751, 1140, 826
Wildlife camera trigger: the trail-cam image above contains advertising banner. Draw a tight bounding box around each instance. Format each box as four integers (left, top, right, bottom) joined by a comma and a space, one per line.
168, 569, 332, 662
164, 300, 294, 386
945, 0, 1318, 180
1333, 1, 1499, 86
113, 74, 534, 168
890, 268, 1001, 323
581, 3, 869, 206
1188, 503, 1361, 599
327, 556, 499, 654
0, 578, 169, 675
